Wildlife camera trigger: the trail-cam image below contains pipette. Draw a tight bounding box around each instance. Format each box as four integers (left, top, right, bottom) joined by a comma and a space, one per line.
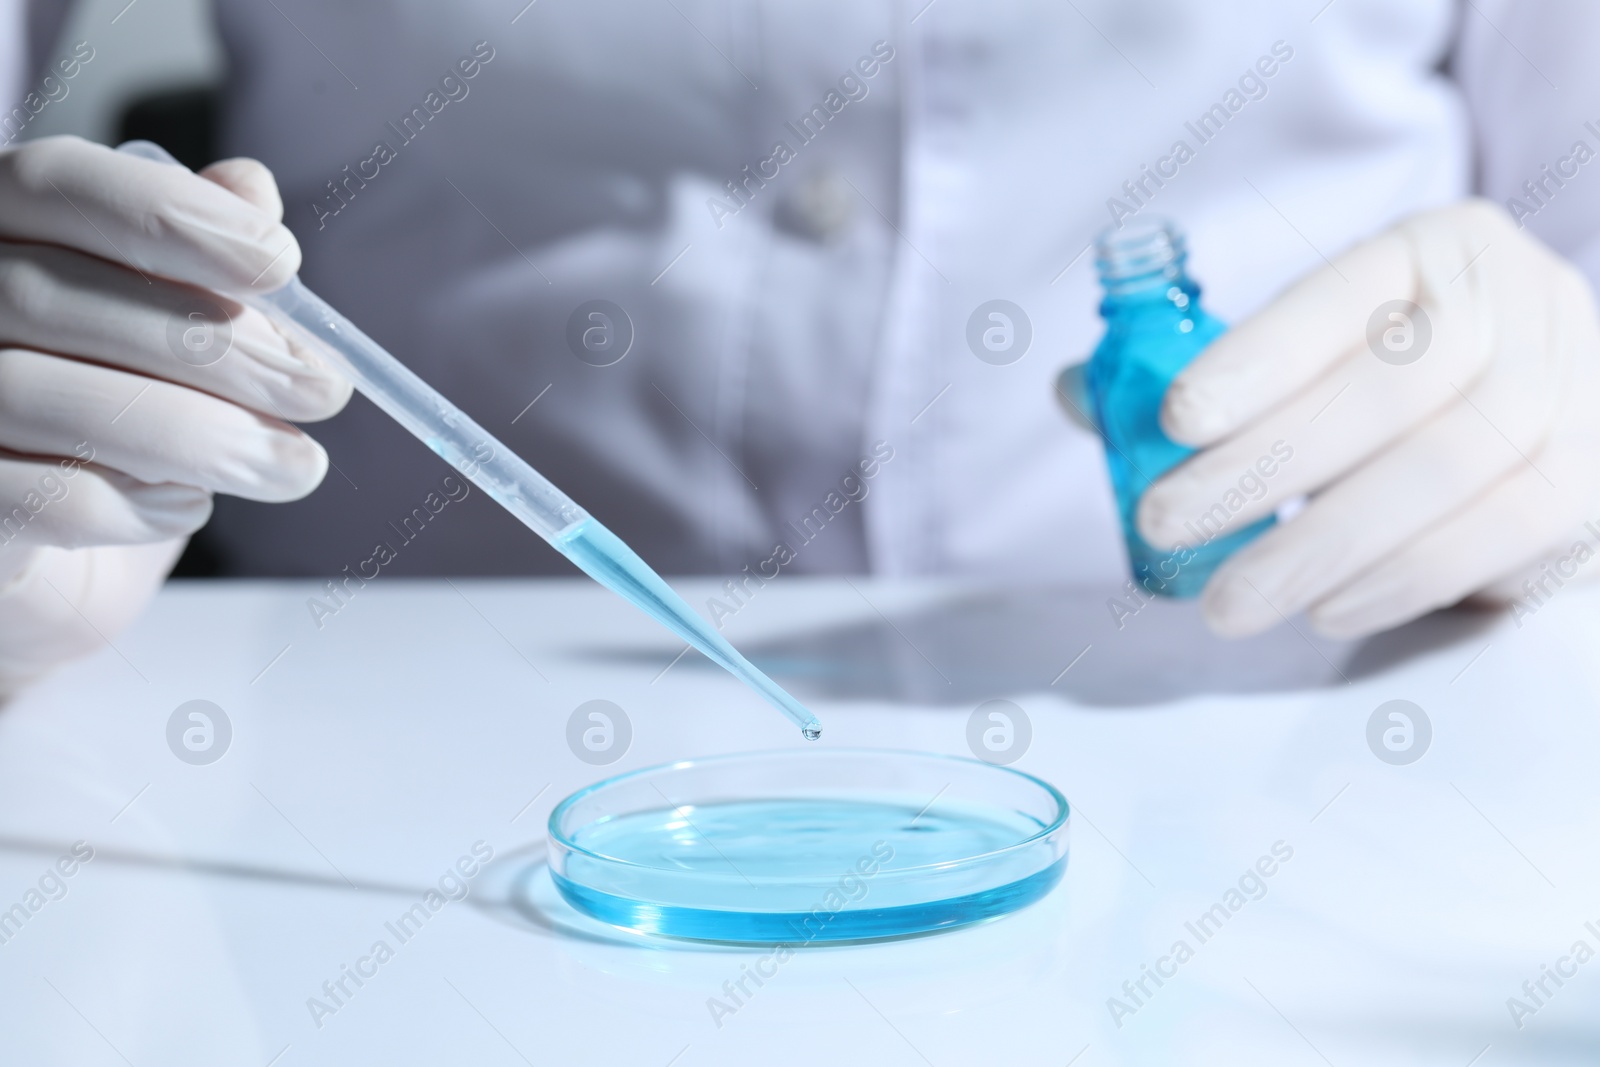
118, 140, 821, 741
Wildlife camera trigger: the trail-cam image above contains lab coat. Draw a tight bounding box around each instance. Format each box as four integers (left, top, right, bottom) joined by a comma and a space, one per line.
36, 1, 1600, 579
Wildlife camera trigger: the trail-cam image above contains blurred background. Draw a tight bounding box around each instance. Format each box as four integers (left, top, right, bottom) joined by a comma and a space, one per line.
28, 0, 219, 146
21, 0, 226, 573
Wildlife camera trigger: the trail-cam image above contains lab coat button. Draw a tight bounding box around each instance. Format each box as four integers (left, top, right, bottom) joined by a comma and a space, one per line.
774, 168, 855, 242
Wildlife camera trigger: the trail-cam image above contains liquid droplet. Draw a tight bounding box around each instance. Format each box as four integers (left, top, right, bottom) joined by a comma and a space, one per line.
802, 725, 822, 741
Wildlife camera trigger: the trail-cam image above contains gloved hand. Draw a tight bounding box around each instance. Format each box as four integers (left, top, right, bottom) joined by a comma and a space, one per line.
0, 135, 350, 692
1137, 199, 1600, 639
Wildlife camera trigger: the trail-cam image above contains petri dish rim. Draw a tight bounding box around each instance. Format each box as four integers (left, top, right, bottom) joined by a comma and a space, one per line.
547, 747, 1071, 878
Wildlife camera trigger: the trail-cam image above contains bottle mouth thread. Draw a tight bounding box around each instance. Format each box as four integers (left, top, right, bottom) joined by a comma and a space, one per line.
1096, 218, 1186, 287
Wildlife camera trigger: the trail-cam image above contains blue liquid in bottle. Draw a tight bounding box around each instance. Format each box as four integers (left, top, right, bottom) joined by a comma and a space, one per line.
1083, 219, 1269, 597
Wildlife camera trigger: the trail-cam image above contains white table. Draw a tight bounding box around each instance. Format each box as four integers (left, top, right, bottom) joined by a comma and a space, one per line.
0, 576, 1596, 1066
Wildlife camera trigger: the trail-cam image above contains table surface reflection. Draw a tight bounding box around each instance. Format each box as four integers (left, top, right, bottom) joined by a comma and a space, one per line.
0, 576, 1595, 1066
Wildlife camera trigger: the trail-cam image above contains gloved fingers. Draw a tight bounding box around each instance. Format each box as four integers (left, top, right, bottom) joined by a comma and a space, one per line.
0, 456, 210, 551
0, 348, 330, 502
1404, 199, 1530, 314
1162, 199, 1527, 450
0, 539, 189, 695
1191, 282, 1583, 634
1473, 563, 1535, 605
1305, 458, 1586, 639
1142, 208, 1538, 552
0, 136, 299, 294
1472, 536, 1600, 607
199, 158, 284, 223
1139, 339, 1481, 548
1198, 397, 1544, 636
1160, 230, 1414, 446
0, 242, 349, 422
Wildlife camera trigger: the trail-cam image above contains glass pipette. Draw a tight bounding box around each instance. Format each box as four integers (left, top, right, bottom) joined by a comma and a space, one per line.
118, 140, 822, 741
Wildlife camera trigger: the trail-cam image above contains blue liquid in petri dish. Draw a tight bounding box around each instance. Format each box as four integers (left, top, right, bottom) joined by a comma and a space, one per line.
551, 793, 1067, 942
1085, 218, 1271, 597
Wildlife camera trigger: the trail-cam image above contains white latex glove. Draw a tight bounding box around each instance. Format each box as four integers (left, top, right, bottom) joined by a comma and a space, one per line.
1137, 199, 1600, 639
0, 136, 350, 692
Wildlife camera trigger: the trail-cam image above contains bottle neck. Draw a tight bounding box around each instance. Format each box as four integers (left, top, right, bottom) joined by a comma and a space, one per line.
1095, 218, 1201, 319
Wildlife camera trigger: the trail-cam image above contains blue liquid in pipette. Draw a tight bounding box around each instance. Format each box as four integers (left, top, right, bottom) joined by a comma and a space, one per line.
555, 519, 823, 740
111, 146, 819, 742
553, 797, 1063, 941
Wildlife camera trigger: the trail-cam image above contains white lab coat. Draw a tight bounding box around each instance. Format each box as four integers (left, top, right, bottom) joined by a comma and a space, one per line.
34, 1, 1600, 579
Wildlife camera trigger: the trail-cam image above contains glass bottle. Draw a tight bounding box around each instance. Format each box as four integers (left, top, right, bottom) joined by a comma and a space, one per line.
1082, 218, 1269, 598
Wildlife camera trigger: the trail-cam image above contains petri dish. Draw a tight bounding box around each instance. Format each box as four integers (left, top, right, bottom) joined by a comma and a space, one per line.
547, 749, 1069, 943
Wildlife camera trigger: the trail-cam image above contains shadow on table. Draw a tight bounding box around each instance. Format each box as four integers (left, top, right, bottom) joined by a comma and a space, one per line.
0, 833, 629, 944
0, 834, 446, 899
578, 586, 1502, 708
